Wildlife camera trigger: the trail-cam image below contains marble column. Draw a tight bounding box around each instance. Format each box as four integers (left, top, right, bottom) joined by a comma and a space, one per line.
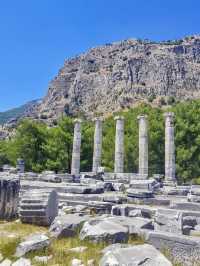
114, 116, 124, 173
92, 118, 103, 173
16, 158, 25, 173
137, 115, 148, 177
164, 112, 176, 182
71, 119, 82, 176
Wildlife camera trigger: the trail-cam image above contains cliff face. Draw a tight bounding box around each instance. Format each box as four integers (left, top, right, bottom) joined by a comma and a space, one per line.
33, 36, 200, 120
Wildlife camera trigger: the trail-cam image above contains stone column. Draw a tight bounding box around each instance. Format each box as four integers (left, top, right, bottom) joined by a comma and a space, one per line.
92, 118, 103, 173
164, 112, 176, 183
71, 119, 82, 176
16, 158, 25, 173
114, 116, 124, 173
137, 115, 148, 177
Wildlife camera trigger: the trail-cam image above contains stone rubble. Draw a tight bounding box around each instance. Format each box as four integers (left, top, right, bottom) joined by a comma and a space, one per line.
2, 112, 200, 265
15, 234, 50, 257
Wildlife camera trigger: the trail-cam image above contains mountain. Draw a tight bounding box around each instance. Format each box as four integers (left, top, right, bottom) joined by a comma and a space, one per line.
0, 100, 40, 125
30, 35, 200, 122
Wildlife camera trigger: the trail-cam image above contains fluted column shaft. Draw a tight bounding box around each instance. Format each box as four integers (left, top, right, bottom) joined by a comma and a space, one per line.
164, 112, 176, 182
92, 118, 103, 173
138, 115, 148, 177
71, 119, 82, 176
114, 116, 124, 173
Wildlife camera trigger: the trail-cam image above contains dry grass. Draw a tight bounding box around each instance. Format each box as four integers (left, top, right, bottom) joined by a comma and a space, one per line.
0, 220, 145, 266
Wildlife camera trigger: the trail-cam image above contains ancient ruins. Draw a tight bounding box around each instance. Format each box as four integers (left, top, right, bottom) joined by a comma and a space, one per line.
1, 112, 200, 265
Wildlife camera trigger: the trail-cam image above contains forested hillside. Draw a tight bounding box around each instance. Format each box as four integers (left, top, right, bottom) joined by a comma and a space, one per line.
1, 100, 200, 183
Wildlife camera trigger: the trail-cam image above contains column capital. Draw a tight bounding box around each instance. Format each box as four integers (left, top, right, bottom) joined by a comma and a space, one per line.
92, 117, 103, 122
163, 112, 175, 119
74, 118, 82, 124
114, 116, 124, 121
137, 114, 148, 120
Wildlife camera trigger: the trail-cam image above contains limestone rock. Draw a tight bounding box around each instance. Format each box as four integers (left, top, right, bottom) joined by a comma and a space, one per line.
0, 259, 12, 266
146, 231, 200, 266
19, 189, 58, 226
49, 214, 90, 238
12, 258, 31, 266
100, 243, 172, 266
71, 259, 83, 266
69, 246, 87, 253
28, 36, 200, 122
34, 255, 52, 263
154, 209, 183, 234
15, 234, 50, 257
0, 176, 20, 220
79, 216, 128, 243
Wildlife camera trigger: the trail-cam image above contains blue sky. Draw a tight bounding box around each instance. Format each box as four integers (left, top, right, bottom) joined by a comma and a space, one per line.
0, 0, 199, 111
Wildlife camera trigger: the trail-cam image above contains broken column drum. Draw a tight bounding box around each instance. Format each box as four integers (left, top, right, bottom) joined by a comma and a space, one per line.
16, 158, 25, 173
0, 177, 20, 220
19, 189, 58, 226
114, 116, 124, 173
137, 115, 148, 177
92, 118, 103, 173
164, 112, 176, 182
71, 119, 82, 176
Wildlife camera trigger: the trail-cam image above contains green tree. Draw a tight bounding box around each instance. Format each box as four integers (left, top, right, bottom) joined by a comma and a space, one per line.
10, 119, 48, 172
44, 117, 73, 172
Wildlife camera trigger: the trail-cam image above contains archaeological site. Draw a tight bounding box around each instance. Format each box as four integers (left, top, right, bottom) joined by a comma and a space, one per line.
1, 109, 200, 266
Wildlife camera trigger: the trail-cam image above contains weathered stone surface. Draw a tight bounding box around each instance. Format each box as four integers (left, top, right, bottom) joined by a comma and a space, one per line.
31, 36, 200, 121
100, 243, 172, 266
164, 112, 176, 183
0, 259, 12, 266
71, 259, 83, 266
154, 209, 183, 234
112, 204, 156, 219
87, 201, 112, 214
111, 216, 153, 234
79, 216, 128, 243
69, 246, 87, 253
170, 202, 200, 212
0, 176, 20, 220
138, 115, 148, 177
71, 119, 82, 176
12, 258, 31, 266
145, 231, 200, 266
34, 255, 52, 263
92, 118, 103, 173
38, 172, 62, 183
49, 214, 90, 238
130, 179, 158, 190
19, 189, 58, 226
127, 188, 153, 198
15, 234, 50, 257
114, 116, 124, 173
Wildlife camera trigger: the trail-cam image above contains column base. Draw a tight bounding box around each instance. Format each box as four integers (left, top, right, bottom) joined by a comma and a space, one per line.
163, 179, 177, 187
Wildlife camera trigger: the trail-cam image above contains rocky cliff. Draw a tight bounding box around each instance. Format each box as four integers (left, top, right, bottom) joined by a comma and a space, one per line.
19, 35, 200, 121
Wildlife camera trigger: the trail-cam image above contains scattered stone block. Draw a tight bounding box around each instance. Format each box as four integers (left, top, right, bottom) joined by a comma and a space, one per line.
154, 208, 183, 234
145, 231, 200, 266
34, 255, 52, 263
19, 189, 58, 226
100, 243, 172, 266
12, 258, 31, 266
49, 214, 90, 238
79, 216, 129, 243
0, 177, 20, 220
126, 188, 153, 198
71, 258, 83, 266
0, 259, 12, 266
15, 234, 50, 257
69, 246, 87, 253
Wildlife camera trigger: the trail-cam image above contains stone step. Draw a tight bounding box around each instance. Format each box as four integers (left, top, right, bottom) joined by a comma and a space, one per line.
20, 203, 48, 210
19, 209, 47, 217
